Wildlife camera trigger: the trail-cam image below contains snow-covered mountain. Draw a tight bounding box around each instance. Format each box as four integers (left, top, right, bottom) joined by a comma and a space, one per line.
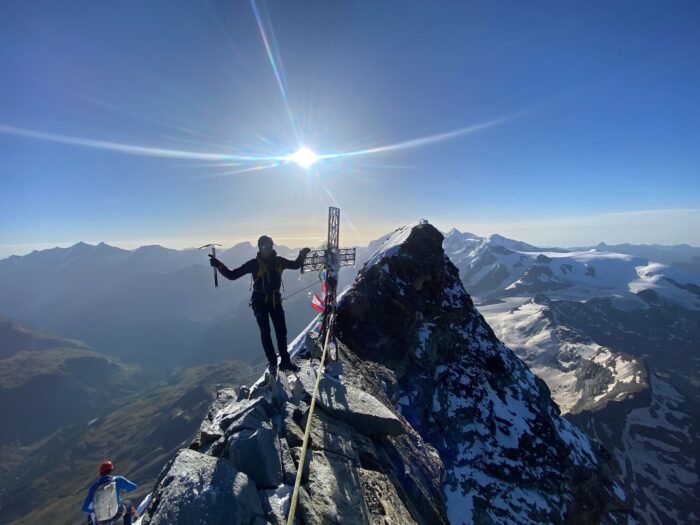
481, 296, 646, 414
140, 223, 626, 525
445, 229, 700, 310
443, 229, 700, 523
571, 373, 700, 524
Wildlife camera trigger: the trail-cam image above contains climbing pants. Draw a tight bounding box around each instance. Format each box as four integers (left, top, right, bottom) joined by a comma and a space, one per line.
253, 302, 291, 366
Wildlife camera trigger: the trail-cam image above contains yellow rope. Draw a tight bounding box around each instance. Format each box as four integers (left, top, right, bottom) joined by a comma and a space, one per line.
286, 315, 334, 525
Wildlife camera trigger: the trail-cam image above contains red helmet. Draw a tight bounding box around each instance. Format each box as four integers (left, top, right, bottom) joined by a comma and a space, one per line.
99, 461, 114, 476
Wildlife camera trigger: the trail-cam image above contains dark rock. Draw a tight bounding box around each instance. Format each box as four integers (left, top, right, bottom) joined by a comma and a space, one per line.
279, 436, 298, 485
227, 425, 282, 488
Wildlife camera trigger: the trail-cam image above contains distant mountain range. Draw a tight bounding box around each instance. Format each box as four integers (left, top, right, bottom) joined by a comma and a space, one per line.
1, 231, 698, 523
0, 241, 364, 369
441, 229, 700, 523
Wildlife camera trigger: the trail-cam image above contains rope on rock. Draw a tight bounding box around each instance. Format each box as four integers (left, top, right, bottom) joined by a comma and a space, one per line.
286, 314, 335, 525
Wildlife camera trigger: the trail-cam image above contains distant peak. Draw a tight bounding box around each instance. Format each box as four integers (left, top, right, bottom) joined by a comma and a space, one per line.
66, 241, 94, 253
135, 244, 167, 251
444, 227, 480, 241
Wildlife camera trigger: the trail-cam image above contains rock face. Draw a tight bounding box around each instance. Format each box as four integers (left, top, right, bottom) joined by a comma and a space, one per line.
146, 448, 264, 525
337, 223, 625, 523
143, 221, 626, 524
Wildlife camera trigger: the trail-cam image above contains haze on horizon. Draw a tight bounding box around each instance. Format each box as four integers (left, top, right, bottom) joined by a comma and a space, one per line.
1, 1, 699, 259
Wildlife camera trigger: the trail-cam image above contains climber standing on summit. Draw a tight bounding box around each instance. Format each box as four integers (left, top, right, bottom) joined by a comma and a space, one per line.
209, 235, 310, 375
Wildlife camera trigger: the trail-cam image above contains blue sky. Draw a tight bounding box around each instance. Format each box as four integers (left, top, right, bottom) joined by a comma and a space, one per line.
1, 0, 699, 257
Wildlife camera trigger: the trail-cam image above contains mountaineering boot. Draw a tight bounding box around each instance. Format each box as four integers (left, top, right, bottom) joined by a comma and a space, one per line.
279, 359, 299, 373
268, 362, 278, 377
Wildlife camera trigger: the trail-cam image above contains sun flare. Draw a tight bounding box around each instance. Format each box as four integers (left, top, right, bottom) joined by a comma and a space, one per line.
290, 146, 318, 168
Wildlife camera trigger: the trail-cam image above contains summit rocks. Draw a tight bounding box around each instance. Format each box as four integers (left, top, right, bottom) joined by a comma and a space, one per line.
142, 221, 626, 525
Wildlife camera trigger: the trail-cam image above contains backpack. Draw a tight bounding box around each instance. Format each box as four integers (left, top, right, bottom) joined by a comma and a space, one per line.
93, 477, 119, 522
251, 256, 284, 307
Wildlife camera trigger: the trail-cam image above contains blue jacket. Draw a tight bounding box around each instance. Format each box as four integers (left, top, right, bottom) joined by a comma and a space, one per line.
81, 475, 138, 513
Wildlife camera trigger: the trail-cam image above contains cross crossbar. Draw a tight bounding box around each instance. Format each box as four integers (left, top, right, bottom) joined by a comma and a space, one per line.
300, 206, 356, 273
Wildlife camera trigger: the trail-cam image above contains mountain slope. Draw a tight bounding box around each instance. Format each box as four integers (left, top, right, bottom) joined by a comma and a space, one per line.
140, 222, 625, 525
0, 313, 88, 358
0, 362, 255, 525
443, 230, 700, 523
0, 317, 141, 444
337, 223, 622, 523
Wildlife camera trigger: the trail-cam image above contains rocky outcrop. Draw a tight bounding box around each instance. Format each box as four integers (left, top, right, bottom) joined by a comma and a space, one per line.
336, 223, 626, 523
146, 448, 264, 525
142, 221, 628, 524
141, 350, 446, 524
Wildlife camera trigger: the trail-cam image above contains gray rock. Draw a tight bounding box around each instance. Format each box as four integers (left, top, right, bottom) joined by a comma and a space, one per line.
219, 397, 273, 433
297, 362, 404, 436
301, 405, 361, 463
359, 468, 418, 525
289, 445, 312, 484
279, 436, 298, 486
283, 405, 306, 448
236, 385, 251, 401
189, 388, 237, 450
227, 425, 282, 488
259, 485, 293, 525
297, 450, 371, 525
145, 448, 263, 525
205, 436, 226, 457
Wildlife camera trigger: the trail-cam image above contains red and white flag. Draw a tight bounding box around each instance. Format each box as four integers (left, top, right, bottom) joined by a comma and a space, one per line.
311, 293, 325, 312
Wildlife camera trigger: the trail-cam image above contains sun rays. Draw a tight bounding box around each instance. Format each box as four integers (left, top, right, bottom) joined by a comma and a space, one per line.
0, 1, 523, 182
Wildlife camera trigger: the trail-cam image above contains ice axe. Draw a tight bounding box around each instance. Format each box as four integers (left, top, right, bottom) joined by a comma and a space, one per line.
199, 243, 222, 288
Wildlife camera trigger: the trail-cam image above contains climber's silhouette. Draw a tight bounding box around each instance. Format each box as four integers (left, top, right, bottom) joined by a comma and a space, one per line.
210, 235, 310, 374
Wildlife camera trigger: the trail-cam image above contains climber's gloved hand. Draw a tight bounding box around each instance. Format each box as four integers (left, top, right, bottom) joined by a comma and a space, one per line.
209, 255, 222, 268
300, 247, 311, 258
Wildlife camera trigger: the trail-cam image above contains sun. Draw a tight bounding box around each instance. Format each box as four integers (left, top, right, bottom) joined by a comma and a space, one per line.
289, 146, 318, 168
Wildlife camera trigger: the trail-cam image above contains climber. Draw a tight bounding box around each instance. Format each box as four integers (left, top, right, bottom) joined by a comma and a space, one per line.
81, 461, 137, 525
122, 500, 138, 525
209, 235, 310, 374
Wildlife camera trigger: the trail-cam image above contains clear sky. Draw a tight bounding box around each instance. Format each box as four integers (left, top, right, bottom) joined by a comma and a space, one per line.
1, 0, 699, 258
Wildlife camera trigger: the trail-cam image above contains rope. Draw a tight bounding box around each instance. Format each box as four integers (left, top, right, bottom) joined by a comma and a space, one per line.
286, 314, 334, 525
281, 279, 321, 301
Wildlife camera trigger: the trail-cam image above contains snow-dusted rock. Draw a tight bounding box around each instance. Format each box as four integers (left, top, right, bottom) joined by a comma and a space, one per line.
338, 222, 621, 523
143, 448, 264, 525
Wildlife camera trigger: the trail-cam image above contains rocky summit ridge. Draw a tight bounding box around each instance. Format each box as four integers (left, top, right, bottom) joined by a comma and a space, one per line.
140, 222, 628, 525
